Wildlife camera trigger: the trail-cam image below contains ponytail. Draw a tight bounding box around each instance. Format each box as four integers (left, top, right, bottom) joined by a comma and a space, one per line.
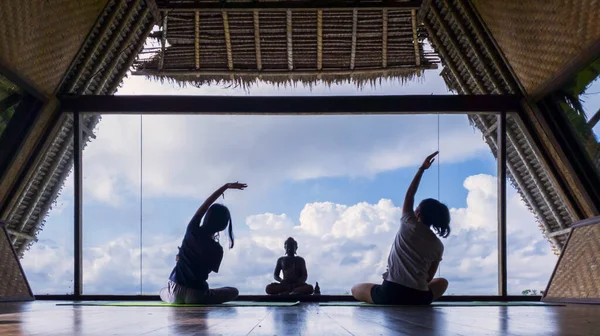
227, 217, 234, 249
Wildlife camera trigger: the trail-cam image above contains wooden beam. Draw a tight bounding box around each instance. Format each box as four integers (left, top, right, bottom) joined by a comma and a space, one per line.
6, 229, 37, 242
497, 111, 507, 297
548, 227, 572, 238
317, 10, 323, 71
410, 9, 421, 67
158, 1, 422, 12
195, 11, 200, 69
59, 94, 522, 115
159, 13, 167, 70
222, 11, 233, 71
286, 9, 294, 71
253, 10, 262, 71
350, 9, 358, 70
133, 65, 437, 78
382, 9, 388, 68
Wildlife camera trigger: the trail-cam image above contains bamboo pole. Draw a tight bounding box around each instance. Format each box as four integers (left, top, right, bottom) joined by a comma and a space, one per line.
411, 9, 421, 67
195, 11, 200, 69
222, 11, 233, 71
254, 10, 262, 71
350, 9, 358, 70
317, 9, 323, 71
287, 9, 294, 71
382, 9, 388, 68
135, 65, 437, 77
159, 12, 168, 70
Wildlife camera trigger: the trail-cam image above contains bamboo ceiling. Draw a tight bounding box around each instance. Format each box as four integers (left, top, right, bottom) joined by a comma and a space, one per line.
133, 0, 439, 86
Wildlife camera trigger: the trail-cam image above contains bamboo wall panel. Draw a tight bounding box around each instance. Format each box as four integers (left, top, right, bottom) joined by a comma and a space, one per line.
545, 221, 600, 302
473, 0, 600, 94
0, 224, 33, 301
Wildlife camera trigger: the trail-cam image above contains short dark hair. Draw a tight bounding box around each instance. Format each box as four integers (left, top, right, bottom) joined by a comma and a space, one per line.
418, 198, 451, 238
202, 203, 234, 248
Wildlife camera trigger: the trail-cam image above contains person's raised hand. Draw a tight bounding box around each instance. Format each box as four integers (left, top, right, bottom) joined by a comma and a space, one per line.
226, 182, 248, 190
420, 151, 439, 170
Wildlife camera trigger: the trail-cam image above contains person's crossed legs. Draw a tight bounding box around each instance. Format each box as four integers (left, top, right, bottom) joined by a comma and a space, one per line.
351, 278, 449, 304
160, 281, 239, 304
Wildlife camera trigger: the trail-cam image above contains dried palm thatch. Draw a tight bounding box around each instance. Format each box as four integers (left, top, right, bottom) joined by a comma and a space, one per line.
133, 0, 438, 87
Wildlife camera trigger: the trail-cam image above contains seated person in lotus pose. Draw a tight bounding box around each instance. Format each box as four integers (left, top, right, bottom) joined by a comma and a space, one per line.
265, 237, 314, 295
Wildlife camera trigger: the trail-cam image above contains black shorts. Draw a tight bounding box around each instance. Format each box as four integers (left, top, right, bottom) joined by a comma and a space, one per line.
370, 280, 433, 305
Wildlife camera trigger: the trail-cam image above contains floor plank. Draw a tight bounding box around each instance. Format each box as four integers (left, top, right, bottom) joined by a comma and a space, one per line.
0, 301, 598, 336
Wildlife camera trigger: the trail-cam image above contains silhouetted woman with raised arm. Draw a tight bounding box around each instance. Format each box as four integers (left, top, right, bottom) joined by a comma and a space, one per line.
352, 152, 450, 305
159, 182, 247, 304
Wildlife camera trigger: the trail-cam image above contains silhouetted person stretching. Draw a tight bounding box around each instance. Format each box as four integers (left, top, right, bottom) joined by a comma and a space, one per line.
265, 237, 314, 295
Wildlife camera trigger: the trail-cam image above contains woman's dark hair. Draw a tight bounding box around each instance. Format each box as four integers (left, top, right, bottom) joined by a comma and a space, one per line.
202, 203, 234, 248
418, 198, 451, 238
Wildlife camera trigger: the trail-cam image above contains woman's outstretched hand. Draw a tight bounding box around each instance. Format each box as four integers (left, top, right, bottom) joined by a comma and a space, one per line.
226, 182, 248, 190
420, 151, 439, 170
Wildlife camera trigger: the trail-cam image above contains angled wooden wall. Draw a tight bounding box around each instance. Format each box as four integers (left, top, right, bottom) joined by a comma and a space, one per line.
544, 217, 600, 304
0, 221, 33, 302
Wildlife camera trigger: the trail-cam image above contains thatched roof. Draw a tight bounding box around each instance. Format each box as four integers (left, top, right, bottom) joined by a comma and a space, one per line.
422, 0, 576, 252
2, 0, 157, 256
1, 0, 591, 258
133, 0, 438, 86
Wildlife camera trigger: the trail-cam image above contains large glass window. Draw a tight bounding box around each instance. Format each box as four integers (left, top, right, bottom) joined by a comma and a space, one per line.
72, 112, 507, 295
82, 114, 142, 294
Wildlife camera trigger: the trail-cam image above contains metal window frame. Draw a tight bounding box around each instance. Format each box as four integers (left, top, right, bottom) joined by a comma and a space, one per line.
62, 94, 511, 299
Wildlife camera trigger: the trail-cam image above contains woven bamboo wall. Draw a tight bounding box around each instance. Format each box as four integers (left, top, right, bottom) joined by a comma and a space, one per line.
0, 224, 33, 301
472, 0, 600, 95
544, 221, 600, 302
0, 0, 109, 95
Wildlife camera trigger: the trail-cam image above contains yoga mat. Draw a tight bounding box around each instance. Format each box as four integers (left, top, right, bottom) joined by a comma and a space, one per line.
319, 301, 564, 307
57, 301, 300, 307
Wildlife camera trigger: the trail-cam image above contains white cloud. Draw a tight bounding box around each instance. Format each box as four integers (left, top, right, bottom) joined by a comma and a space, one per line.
22, 174, 557, 295
79, 114, 488, 207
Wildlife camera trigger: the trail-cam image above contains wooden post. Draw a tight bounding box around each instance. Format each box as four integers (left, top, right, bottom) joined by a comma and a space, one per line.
497, 111, 507, 297
73, 111, 83, 297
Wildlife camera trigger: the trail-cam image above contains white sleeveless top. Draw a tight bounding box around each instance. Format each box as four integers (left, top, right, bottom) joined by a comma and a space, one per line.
383, 212, 444, 291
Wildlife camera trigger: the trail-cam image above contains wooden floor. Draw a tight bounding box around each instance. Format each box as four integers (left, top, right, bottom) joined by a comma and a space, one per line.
1, 301, 599, 335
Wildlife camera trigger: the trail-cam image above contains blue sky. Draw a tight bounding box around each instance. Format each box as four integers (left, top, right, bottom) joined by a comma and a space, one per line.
20, 69, 558, 296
